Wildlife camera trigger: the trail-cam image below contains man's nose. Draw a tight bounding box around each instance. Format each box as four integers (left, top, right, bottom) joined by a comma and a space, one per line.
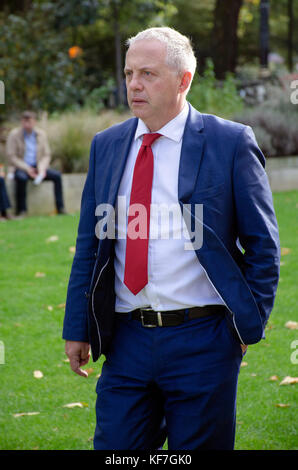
128, 74, 143, 91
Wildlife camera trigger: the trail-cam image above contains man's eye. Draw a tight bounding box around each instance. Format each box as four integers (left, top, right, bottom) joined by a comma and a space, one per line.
144, 71, 151, 76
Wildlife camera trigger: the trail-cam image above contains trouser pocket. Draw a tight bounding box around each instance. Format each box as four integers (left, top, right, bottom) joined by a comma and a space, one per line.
223, 315, 244, 358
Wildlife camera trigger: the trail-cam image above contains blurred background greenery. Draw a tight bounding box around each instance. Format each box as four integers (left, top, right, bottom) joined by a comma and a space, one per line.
0, 0, 297, 172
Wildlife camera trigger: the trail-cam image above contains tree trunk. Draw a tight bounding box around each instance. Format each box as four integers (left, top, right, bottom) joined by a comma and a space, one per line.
260, 0, 270, 69
0, 0, 32, 13
287, 0, 294, 72
212, 0, 243, 79
113, 4, 125, 107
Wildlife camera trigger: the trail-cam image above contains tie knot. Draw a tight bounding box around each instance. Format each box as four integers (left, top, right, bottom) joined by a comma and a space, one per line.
142, 133, 161, 148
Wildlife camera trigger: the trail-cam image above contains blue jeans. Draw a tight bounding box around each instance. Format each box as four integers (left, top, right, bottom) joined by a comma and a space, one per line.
94, 311, 242, 450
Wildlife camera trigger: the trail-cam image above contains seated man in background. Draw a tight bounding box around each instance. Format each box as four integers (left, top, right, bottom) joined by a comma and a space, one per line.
6, 111, 66, 216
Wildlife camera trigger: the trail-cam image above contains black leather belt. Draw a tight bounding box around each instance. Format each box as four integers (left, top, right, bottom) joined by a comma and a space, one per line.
115, 305, 226, 327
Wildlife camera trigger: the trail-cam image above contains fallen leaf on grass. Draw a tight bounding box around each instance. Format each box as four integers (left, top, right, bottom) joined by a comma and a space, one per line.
280, 247, 291, 256
69, 246, 76, 253
33, 370, 43, 379
275, 403, 290, 408
35, 272, 46, 278
13, 412, 40, 418
269, 375, 279, 381
285, 321, 298, 330
46, 235, 59, 243
279, 376, 298, 386
57, 303, 66, 309
47, 306, 53, 311
240, 361, 248, 367
63, 402, 84, 409
63, 402, 88, 409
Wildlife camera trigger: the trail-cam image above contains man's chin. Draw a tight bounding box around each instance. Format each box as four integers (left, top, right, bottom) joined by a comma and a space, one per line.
130, 106, 148, 120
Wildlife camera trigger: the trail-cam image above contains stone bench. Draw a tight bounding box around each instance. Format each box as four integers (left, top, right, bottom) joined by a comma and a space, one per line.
266, 156, 298, 192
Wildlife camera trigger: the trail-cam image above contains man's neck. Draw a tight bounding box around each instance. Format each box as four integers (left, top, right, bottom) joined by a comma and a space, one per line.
146, 100, 187, 132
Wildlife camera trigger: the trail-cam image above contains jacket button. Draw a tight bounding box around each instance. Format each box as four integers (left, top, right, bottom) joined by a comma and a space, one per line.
85, 291, 90, 298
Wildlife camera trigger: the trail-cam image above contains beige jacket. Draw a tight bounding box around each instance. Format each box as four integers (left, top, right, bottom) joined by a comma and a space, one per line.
6, 126, 51, 174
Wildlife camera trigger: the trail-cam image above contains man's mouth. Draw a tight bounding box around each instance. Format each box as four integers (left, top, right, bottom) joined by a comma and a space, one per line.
131, 98, 147, 104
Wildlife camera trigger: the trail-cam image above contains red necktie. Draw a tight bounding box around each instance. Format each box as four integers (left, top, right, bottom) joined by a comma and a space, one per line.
124, 133, 161, 295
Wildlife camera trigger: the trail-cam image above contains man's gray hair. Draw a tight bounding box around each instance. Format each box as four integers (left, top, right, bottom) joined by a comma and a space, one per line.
126, 27, 197, 79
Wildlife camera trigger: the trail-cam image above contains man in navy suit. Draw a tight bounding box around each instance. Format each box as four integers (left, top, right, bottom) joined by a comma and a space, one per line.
63, 27, 280, 450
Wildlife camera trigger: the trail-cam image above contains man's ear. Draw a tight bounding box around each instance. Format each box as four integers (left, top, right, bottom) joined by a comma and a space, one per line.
179, 71, 192, 93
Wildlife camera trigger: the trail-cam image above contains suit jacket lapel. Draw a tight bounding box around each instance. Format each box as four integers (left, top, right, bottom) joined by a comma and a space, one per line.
106, 104, 205, 207
107, 118, 138, 207
178, 103, 205, 203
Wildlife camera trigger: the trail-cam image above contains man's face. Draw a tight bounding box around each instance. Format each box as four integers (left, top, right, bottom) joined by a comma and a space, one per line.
124, 39, 184, 132
21, 117, 35, 133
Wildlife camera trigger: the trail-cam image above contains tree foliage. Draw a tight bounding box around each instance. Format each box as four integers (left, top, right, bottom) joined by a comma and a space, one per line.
0, 0, 297, 118
0, 2, 88, 118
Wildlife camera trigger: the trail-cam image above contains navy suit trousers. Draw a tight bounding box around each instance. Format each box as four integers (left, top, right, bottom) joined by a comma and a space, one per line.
94, 311, 243, 450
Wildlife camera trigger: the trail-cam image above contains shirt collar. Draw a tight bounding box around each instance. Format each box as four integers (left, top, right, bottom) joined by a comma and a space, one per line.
23, 129, 36, 138
135, 102, 189, 143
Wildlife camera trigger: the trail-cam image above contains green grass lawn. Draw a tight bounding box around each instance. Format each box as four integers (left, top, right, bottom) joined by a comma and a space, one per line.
0, 191, 297, 450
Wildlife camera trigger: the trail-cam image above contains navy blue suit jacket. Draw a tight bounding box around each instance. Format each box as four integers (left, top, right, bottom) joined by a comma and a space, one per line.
63, 103, 280, 362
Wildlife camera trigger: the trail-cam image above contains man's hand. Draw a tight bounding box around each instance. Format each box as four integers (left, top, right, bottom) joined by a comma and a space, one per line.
241, 344, 248, 355
27, 167, 38, 179
65, 340, 90, 378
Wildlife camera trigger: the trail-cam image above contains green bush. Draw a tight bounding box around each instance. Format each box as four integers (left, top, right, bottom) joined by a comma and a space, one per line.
188, 59, 244, 119
0, 3, 87, 119
234, 85, 298, 157
84, 79, 117, 113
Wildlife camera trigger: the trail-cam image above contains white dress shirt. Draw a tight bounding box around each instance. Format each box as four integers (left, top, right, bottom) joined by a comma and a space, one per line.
114, 104, 224, 312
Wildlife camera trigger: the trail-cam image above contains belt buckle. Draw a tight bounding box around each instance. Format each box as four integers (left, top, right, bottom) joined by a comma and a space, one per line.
140, 308, 163, 327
